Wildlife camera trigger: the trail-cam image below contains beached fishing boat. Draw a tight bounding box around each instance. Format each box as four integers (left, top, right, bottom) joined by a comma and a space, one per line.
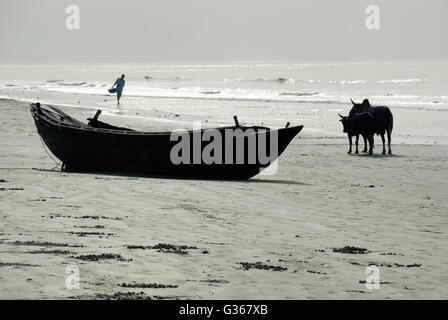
30, 103, 303, 179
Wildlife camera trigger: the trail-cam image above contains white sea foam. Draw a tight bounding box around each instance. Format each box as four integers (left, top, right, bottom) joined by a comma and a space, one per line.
376, 78, 430, 84
57, 81, 87, 86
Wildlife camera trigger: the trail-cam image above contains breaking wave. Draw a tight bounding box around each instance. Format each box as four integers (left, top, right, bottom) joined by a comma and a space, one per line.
239, 77, 294, 84
144, 76, 192, 82
57, 82, 87, 86
279, 92, 319, 97
201, 91, 221, 94
375, 79, 430, 84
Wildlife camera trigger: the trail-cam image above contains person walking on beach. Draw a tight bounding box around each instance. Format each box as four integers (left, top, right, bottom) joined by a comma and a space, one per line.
112, 74, 126, 104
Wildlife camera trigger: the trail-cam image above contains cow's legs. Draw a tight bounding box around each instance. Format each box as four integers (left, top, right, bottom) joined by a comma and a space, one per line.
355, 135, 359, 154
347, 135, 352, 154
387, 130, 392, 154
368, 134, 374, 155
380, 134, 386, 155
362, 135, 367, 153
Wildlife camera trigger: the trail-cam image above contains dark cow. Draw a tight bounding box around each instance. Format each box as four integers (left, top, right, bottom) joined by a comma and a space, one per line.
349, 99, 393, 154
339, 112, 375, 155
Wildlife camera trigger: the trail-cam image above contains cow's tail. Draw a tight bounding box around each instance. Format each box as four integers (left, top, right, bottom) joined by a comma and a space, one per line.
388, 109, 393, 133
386, 108, 393, 154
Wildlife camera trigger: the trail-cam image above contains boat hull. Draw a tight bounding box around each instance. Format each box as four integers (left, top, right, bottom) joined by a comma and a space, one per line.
31, 104, 303, 180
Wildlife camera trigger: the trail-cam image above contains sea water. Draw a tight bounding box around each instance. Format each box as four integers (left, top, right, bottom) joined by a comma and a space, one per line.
1, 59, 447, 144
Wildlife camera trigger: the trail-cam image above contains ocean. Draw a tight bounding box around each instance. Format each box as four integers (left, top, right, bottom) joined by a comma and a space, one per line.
1, 59, 447, 144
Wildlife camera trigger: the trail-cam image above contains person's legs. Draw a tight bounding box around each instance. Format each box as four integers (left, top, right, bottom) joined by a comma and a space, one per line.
117, 89, 122, 104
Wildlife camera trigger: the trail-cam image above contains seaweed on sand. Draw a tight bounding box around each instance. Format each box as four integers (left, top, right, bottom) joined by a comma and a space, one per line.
332, 246, 370, 254
238, 262, 287, 271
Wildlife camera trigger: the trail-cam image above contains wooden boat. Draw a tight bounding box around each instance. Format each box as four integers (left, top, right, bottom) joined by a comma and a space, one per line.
30, 103, 303, 179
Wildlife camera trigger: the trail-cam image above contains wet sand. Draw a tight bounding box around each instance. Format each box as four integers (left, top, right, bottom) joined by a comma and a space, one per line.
1, 98, 447, 299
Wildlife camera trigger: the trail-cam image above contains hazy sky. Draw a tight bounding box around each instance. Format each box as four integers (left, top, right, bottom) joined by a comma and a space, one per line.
1, 0, 447, 63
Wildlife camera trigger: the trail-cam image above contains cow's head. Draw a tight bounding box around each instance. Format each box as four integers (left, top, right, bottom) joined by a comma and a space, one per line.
338, 113, 349, 133
348, 108, 357, 118
350, 98, 371, 111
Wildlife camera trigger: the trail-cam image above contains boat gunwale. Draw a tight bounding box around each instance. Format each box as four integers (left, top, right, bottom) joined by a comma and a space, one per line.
31, 104, 303, 138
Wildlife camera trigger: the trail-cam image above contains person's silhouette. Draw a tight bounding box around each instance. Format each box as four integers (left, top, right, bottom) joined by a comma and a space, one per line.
112, 74, 126, 104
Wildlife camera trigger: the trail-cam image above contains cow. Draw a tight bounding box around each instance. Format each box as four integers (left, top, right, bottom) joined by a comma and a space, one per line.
349, 98, 393, 154
339, 112, 375, 155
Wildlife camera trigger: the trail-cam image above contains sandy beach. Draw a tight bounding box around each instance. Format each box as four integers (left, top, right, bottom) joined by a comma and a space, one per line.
1, 98, 447, 299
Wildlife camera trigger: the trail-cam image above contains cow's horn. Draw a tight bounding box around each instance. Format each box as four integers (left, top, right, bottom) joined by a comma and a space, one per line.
338, 113, 344, 119
350, 98, 356, 105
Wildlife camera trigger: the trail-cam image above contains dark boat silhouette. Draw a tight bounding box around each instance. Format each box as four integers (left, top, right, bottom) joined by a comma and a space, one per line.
30, 103, 303, 179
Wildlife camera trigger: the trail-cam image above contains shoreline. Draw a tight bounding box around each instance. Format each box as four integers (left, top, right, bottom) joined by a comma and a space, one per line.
1, 97, 447, 146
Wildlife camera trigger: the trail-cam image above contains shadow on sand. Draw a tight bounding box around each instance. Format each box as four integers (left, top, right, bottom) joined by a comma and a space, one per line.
32, 168, 309, 186
349, 153, 405, 159
241, 178, 309, 186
